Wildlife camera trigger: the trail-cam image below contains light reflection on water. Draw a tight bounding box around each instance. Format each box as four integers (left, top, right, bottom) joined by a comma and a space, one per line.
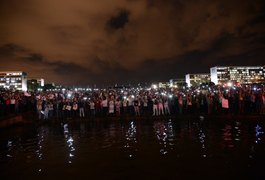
234, 121, 241, 141
154, 121, 168, 155
63, 124, 75, 164
124, 121, 137, 158
0, 118, 264, 178
222, 124, 234, 148
36, 126, 48, 161
35, 126, 46, 172
198, 127, 207, 158
153, 119, 175, 155
249, 123, 264, 159
166, 120, 175, 148
6, 140, 13, 158
255, 124, 264, 144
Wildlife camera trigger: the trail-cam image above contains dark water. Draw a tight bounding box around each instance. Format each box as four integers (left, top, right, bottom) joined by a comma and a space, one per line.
0, 117, 265, 179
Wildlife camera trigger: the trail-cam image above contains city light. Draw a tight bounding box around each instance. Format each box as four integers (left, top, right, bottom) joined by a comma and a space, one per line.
152, 84, 158, 89
1, 1, 265, 178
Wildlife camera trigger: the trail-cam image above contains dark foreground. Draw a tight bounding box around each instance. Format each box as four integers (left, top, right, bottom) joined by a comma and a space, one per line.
0, 116, 264, 180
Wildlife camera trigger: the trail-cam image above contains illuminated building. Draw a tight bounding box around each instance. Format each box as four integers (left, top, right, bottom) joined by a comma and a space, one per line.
27, 78, 44, 91
158, 82, 170, 88
37, 78, 45, 87
0, 71, 27, 91
185, 74, 211, 87
210, 66, 265, 85
169, 79, 186, 88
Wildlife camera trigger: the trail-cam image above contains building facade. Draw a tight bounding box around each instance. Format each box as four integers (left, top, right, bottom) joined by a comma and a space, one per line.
27, 78, 44, 91
158, 82, 170, 88
210, 66, 265, 85
0, 71, 27, 91
37, 78, 45, 87
169, 79, 187, 88
185, 74, 211, 87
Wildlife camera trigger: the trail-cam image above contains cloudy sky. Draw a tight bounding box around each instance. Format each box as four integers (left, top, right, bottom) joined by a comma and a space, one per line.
0, 0, 264, 86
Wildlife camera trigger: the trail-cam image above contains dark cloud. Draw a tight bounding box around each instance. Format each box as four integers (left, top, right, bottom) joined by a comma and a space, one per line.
107, 10, 130, 30
27, 53, 44, 62
0, 0, 265, 86
0, 44, 25, 57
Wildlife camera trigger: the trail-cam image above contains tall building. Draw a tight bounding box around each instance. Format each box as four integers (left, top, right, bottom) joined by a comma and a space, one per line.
0, 71, 27, 91
185, 74, 211, 87
37, 78, 45, 87
210, 66, 265, 85
27, 78, 44, 91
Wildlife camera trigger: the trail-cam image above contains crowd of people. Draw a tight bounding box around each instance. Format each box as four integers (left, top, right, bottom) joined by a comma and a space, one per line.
0, 84, 265, 120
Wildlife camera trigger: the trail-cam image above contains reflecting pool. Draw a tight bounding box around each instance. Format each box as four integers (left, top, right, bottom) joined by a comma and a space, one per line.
0, 117, 264, 179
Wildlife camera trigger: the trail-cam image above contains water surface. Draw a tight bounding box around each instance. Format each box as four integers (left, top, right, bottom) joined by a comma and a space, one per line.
0, 117, 264, 179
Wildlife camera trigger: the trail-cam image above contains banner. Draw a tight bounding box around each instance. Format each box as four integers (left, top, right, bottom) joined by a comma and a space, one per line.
222, 98, 229, 109
66, 105, 72, 111
24, 92, 31, 97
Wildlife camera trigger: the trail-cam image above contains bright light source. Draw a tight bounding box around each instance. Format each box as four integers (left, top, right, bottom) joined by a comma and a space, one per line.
67, 93, 71, 98
152, 84, 157, 89
169, 95, 173, 98
227, 82, 232, 87
131, 95, 135, 99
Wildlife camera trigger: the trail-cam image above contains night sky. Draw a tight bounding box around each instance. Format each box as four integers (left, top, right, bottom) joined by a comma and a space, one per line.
0, 0, 265, 86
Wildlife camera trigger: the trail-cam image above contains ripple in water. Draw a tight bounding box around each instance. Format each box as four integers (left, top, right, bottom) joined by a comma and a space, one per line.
124, 121, 137, 158
154, 119, 175, 155
63, 123, 76, 164
222, 124, 234, 148
255, 124, 264, 144
0, 118, 264, 179
6, 140, 13, 158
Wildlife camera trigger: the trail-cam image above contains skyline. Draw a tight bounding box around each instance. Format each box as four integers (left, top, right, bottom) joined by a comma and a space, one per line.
1, 0, 265, 86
